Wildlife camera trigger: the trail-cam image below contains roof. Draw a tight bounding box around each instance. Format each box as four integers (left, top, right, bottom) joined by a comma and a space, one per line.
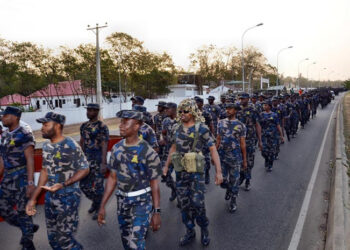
0, 94, 30, 106
29, 80, 95, 98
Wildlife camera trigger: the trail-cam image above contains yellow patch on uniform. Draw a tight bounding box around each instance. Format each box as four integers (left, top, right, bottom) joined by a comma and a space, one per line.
234, 125, 240, 130
92, 128, 96, 132
246, 111, 250, 115
131, 155, 138, 163
9, 139, 15, 145
55, 152, 61, 159
139, 134, 143, 140
189, 132, 194, 138
269, 117, 274, 120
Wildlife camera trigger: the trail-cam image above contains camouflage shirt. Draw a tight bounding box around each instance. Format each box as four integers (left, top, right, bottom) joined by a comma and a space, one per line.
201, 108, 213, 130
0, 126, 35, 171
259, 112, 280, 136
204, 104, 221, 124
42, 137, 89, 188
144, 111, 154, 127
171, 122, 214, 154
109, 139, 161, 192
162, 117, 177, 144
217, 118, 246, 161
80, 120, 109, 160
237, 105, 259, 143
153, 112, 167, 141
218, 103, 227, 119
138, 123, 159, 149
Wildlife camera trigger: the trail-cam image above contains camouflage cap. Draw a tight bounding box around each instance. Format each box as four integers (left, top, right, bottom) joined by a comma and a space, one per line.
262, 100, 272, 106
250, 94, 258, 98
225, 103, 241, 110
177, 98, 205, 123
0, 106, 22, 118
132, 104, 147, 113
194, 96, 204, 103
116, 110, 144, 121
36, 112, 66, 125
165, 102, 177, 109
239, 92, 250, 99
207, 95, 215, 100
220, 94, 227, 99
131, 96, 145, 105
86, 103, 100, 110
272, 96, 279, 101
156, 101, 167, 107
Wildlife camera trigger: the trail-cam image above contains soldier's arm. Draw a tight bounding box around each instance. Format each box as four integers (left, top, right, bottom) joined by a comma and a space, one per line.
215, 135, 221, 149
150, 178, 161, 231
24, 145, 35, 197
277, 124, 284, 142
26, 168, 48, 216
64, 168, 89, 187
255, 122, 262, 146
0, 157, 4, 178
162, 144, 176, 176
240, 137, 247, 170
209, 145, 223, 185
98, 171, 118, 226
101, 140, 108, 166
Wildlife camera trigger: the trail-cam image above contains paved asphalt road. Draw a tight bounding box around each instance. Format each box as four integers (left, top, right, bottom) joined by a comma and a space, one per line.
0, 95, 340, 250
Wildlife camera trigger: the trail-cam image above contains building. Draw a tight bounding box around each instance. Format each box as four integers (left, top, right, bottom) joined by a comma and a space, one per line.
29, 80, 96, 110
168, 84, 209, 97
0, 94, 30, 109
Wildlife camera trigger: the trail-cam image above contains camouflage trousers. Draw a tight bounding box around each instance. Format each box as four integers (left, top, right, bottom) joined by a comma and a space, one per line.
220, 159, 241, 196
261, 134, 278, 169
242, 144, 256, 181
175, 172, 209, 230
80, 159, 104, 207
203, 145, 211, 172
116, 192, 152, 250
45, 189, 82, 250
0, 173, 35, 242
291, 113, 299, 135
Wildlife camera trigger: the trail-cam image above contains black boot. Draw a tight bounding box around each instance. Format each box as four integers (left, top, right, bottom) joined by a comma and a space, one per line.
229, 196, 237, 213
21, 239, 35, 250
201, 227, 210, 246
225, 189, 231, 200
245, 179, 251, 191
88, 203, 97, 214
205, 170, 210, 184
238, 172, 245, 186
179, 229, 196, 246
169, 188, 177, 201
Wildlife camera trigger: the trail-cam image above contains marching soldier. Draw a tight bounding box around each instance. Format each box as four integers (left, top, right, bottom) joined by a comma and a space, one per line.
163, 98, 223, 247
79, 103, 109, 220
204, 96, 221, 137
131, 96, 153, 127
0, 107, 38, 250
218, 94, 227, 119
26, 112, 90, 250
97, 110, 162, 250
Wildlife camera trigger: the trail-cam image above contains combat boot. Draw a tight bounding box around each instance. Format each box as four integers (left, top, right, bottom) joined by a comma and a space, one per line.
205, 170, 210, 184
225, 189, 231, 200
245, 179, 251, 191
201, 227, 210, 246
229, 196, 237, 213
21, 239, 35, 250
88, 203, 97, 214
179, 229, 196, 246
238, 172, 245, 186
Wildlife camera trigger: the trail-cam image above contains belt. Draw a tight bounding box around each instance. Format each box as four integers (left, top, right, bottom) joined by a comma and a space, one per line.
5, 165, 26, 175
117, 187, 151, 197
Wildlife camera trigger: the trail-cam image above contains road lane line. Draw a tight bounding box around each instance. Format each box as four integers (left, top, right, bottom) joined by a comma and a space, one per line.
288, 99, 338, 250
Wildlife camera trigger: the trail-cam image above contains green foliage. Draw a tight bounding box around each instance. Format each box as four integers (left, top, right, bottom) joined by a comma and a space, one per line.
344, 80, 350, 90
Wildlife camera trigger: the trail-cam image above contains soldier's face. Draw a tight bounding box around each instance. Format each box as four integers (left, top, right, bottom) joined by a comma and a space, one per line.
179, 110, 192, 123
196, 102, 203, 109
119, 118, 140, 137
158, 106, 165, 113
251, 97, 257, 103
41, 122, 57, 139
240, 98, 249, 106
209, 99, 214, 105
87, 108, 99, 120
226, 107, 236, 117
1, 114, 18, 127
221, 98, 226, 103
263, 104, 271, 111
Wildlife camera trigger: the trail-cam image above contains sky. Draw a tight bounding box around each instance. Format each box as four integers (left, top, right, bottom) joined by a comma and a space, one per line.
0, 0, 349, 81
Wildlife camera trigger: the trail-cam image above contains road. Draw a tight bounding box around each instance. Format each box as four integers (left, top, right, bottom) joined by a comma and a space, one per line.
0, 95, 340, 250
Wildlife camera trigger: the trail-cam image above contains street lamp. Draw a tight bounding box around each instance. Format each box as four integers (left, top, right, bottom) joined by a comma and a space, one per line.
307, 62, 316, 89
241, 22, 263, 92
318, 67, 327, 88
297, 58, 309, 89
276, 46, 293, 86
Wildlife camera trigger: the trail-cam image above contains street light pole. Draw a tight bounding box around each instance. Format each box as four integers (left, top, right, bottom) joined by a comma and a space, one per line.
318, 67, 327, 88
306, 62, 316, 89
241, 22, 263, 92
87, 22, 108, 118
276, 46, 293, 86
297, 58, 309, 89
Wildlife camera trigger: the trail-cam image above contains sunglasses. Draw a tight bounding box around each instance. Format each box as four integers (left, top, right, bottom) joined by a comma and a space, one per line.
178, 110, 190, 114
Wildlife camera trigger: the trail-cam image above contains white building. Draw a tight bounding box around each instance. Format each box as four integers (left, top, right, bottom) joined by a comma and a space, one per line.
168, 84, 209, 97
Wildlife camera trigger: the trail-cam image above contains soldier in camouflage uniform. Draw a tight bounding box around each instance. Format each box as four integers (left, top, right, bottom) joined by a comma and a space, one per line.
0, 107, 38, 250
259, 102, 284, 172
26, 112, 90, 250
216, 103, 247, 213
271, 97, 284, 159
218, 94, 227, 119
236, 93, 262, 191
194, 96, 214, 184
133, 105, 159, 152
161, 102, 178, 202
97, 110, 162, 250
153, 101, 167, 166
163, 98, 223, 247
79, 103, 109, 220
204, 96, 221, 137
131, 96, 153, 127
282, 94, 293, 141
290, 94, 300, 138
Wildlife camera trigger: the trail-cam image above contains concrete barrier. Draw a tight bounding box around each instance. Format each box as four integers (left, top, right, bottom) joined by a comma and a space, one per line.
325, 94, 350, 250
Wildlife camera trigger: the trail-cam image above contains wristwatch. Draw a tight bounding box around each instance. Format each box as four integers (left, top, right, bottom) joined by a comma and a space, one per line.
152, 207, 161, 214
28, 180, 34, 186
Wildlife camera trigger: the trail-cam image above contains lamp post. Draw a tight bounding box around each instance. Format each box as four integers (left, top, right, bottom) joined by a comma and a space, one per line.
318, 67, 327, 88
306, 62, 316, 89
328, 70, 334, 87
276, 46, 293, 86
297, 58, 309, 89
241, 22, 263, 92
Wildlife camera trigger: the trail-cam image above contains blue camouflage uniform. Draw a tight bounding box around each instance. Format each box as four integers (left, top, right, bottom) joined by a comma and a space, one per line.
42, 136, 89, 250
259, 111, 280, 171
109, 138, 161, 250
217, 118, 246, 197
139, 123, 159, 150
0, 125, 36, 246
204, 102, 221, 137
80, 119, 109, 211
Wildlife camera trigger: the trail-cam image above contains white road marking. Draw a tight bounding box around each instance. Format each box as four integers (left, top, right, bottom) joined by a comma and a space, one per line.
288, 99, 338, 250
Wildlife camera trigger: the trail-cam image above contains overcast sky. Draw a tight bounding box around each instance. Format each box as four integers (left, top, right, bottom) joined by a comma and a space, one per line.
0, 0, 349, 81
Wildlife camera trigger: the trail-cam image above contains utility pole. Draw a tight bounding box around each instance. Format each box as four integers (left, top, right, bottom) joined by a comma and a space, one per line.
87, 22, 108, 118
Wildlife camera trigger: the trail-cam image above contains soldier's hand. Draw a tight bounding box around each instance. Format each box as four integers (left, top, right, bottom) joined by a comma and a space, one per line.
100, 163, 107, 175
242, 160, 248, 170
97, 208, 106, 226
26, 184, 35, 198
150, 213, 161, 232
26, 200, 37, 216
162, 167, 168, 177
258, 142, 263, 151
41, 183, 63, 193
280, 136, 285, 143
215, 172, 223, 186
159, 140, 166, 146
